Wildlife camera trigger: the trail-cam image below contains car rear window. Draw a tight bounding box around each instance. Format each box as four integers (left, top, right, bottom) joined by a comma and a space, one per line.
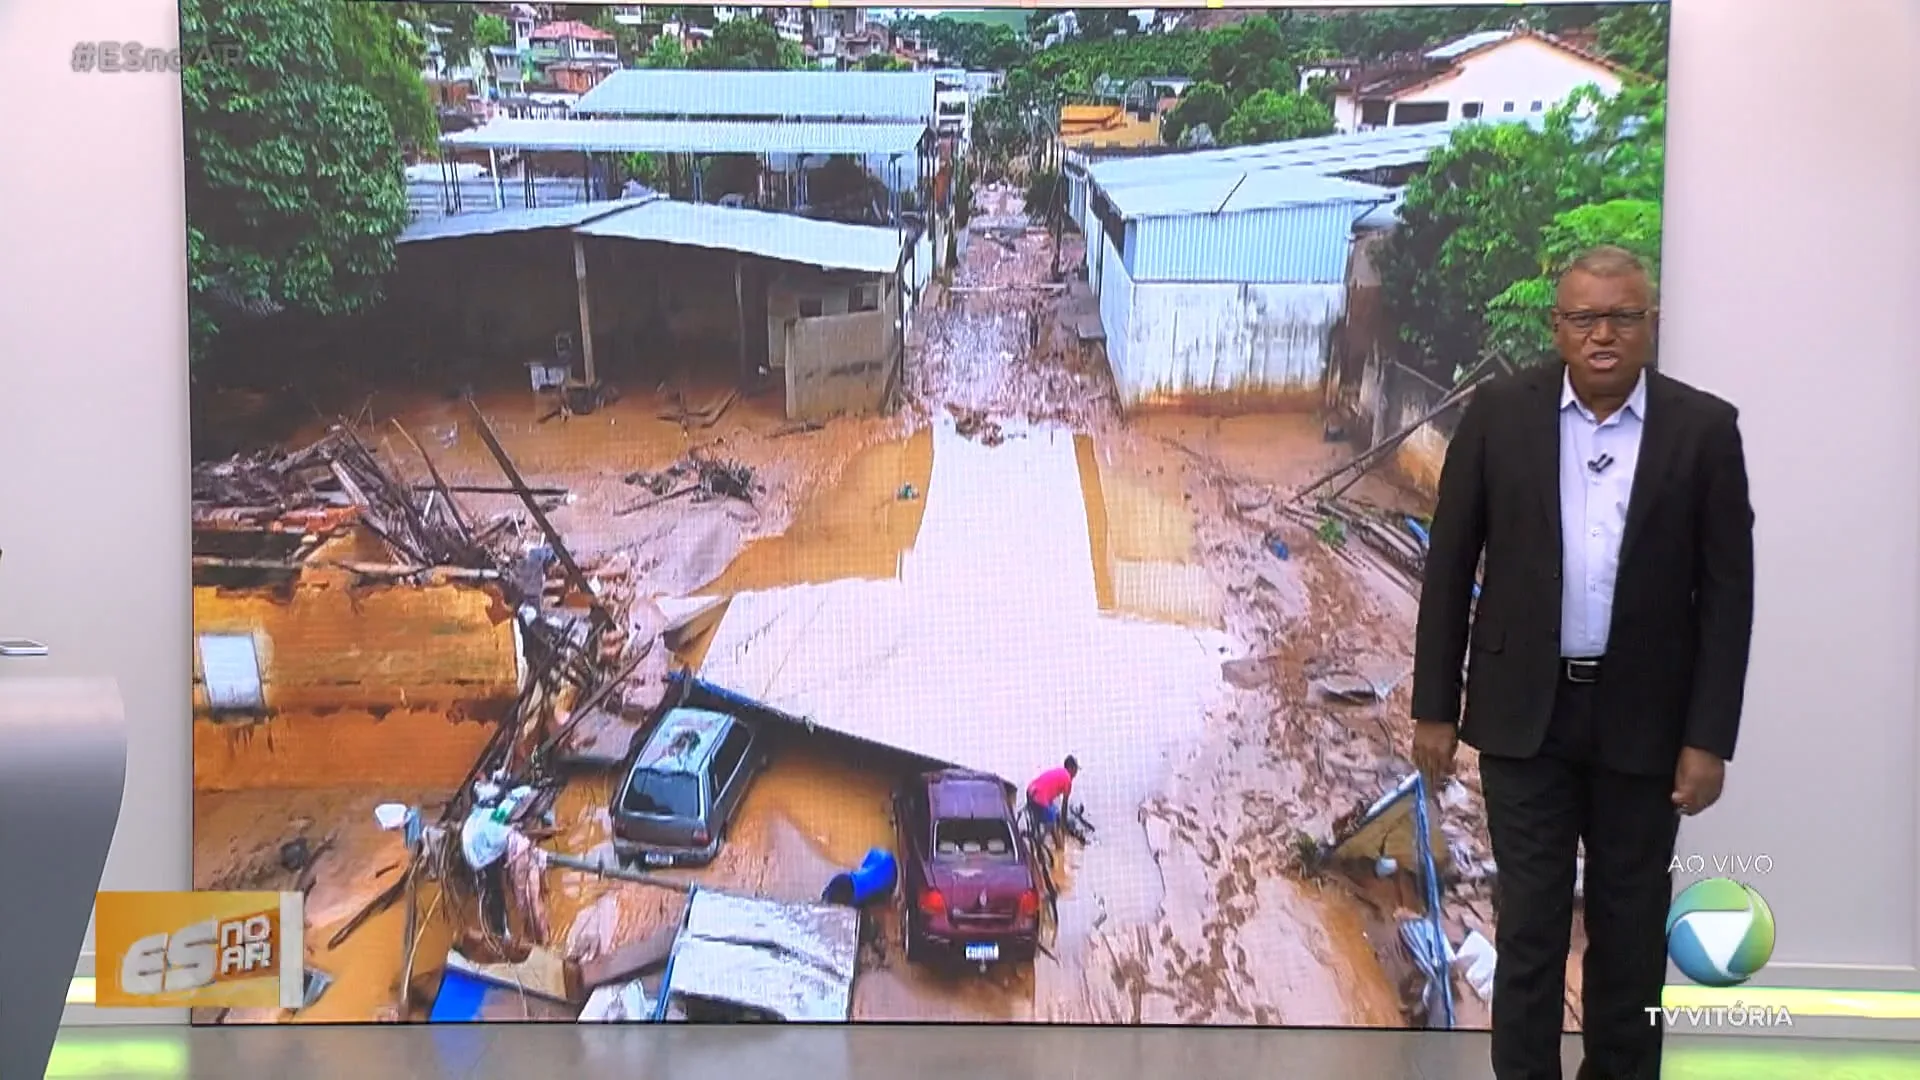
622, 769, 701, 819
934, 818, 1014, 858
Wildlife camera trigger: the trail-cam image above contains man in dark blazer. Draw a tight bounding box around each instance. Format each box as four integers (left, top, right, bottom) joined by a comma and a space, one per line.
1410, 247, 1755, 1080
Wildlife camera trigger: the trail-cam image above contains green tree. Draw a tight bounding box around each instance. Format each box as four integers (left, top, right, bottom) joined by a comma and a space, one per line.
336, 2, 436, 149
1161, 80, 1230, 146
1484, 199, 1664, 370
860, 53, 912, 72
1595, 3, 1670, 79
473, 13, 510, 50
181, 0, 414, 363
689, 19, 804, 70
1205, 16, 1297, 101
1376, 82, 1666, 376
1072, 9, 1136, 39
1219, 89, 1335, 146
642, 34, 689, 69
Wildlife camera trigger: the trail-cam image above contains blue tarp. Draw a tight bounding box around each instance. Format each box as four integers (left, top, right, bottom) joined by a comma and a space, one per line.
427, 969, 490, 1023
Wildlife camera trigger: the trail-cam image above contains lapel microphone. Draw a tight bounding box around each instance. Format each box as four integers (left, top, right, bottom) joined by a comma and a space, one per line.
1587, 453, 1615, 474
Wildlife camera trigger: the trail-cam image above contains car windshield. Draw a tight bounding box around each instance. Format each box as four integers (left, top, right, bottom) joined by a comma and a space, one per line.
934, 818, 1015, 859
622, 768, 701, 819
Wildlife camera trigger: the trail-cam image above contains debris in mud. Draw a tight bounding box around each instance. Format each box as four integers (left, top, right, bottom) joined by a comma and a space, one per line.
946, 404, 1006, 446
659, 387, 738, 430
1221, 655, 1275, 690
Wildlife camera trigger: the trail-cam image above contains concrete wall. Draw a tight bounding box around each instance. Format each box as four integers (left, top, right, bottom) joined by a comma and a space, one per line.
769, 269, 899, 421
191, 573, 520, 714
190, 570, 519, 793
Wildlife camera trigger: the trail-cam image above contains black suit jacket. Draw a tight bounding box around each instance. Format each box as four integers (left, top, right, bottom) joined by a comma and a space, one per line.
1410, 364, 1756, 776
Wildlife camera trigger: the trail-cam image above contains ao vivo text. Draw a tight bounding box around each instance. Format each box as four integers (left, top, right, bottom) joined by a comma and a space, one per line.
120, 911, 279, 994
1669, 853, 1773, 876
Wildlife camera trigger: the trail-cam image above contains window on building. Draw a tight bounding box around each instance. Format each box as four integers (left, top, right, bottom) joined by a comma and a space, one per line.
1503, 101, 1516, 113
1359, 100, 1391, 127
1392, 101, 1449, 125
1530, 101, 1545, 112
1461, 102, 1484, 119
849, 284, 881, 313
199, 633, 265, 713
798, 296, 824, 318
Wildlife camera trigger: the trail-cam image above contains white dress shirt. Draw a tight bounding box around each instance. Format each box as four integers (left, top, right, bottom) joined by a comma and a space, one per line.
1559, 369, 1647, 658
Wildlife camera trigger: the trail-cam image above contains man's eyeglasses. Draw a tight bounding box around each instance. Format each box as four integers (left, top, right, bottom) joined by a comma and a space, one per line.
1553, 309, 1653, 335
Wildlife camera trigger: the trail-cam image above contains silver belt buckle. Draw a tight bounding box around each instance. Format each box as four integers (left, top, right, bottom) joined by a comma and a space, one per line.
1564, 658, 1601, 684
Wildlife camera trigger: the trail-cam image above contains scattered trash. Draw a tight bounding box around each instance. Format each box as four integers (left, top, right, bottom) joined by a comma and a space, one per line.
1266, 534, 1291, 561
1374, 856, 1399, 878
898, 483, 919, 501
1454, 930, 1498, 1001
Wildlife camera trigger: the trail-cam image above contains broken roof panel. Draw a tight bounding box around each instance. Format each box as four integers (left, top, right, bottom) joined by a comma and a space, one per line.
661, 889, 860, 1022
1087, 123, 1475, 190
1103, 169, 1393, 221
578, 201, 908, 274
576, 69, 935, 122
397, 198, 654, 245
441, 117, 928, 156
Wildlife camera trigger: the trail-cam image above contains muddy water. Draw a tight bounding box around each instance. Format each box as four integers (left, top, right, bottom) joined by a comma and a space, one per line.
683, 405, 1410, 1025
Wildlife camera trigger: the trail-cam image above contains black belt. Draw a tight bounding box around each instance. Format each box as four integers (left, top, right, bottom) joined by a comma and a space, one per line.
1562, 657, 1602, 684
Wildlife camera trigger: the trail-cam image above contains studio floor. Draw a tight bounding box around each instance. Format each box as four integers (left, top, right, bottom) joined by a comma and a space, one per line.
43, 1024, 1920, 1080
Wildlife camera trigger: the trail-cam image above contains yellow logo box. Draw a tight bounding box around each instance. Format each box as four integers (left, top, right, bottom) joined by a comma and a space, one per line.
93, 891, 305, 1009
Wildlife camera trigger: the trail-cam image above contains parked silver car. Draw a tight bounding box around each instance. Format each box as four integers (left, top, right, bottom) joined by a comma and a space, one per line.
610, 707, 765, 868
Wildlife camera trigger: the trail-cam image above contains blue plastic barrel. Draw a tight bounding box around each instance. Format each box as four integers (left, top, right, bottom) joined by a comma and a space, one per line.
825, 848, 898, 906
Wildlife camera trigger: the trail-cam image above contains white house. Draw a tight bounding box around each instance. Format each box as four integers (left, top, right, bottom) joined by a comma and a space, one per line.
1330, 27, 1628, 133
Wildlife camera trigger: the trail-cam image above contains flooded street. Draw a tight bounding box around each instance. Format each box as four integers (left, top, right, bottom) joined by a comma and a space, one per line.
192, 185, 1489, 1030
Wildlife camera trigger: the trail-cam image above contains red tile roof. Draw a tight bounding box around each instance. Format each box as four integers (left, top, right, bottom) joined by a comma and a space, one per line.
531, 20, 614, 43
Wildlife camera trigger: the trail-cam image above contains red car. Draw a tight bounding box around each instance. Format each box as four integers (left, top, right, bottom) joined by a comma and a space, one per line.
894, 768, 1042, 966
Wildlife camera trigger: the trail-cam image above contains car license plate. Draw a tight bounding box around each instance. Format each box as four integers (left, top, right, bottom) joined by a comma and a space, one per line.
643, 851, 674, 867
964, 943, 1000, 962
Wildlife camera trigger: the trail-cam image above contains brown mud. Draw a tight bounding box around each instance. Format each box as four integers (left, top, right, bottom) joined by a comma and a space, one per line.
191, 182, 1517, 1028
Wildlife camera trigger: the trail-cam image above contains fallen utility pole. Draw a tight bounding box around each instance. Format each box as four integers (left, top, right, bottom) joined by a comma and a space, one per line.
463, 398, 609, 629
190, 556, 500, 582
544, 851, 685, 893
1291, 372, 1489, 504
411, 483, 568, 498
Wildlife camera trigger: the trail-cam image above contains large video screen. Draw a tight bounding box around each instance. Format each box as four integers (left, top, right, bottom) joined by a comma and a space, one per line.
184, 1, 1670, 1026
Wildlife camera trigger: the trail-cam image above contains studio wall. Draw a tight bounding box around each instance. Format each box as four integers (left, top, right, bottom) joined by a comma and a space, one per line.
0, 0, 1913, 1041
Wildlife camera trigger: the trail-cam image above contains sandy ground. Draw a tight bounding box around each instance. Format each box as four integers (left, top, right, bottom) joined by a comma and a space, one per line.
190, 183, 1545, 1029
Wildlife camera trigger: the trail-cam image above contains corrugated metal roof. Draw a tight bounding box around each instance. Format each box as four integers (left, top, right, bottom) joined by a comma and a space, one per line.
1103, 170, 1392, 221
1126, 202, 1377, 283
1426, 29, 1513, 61
397, 197, 655, 244
579, 201, 907, 273
1088, 123, 1471, 190
442, 117, 928, 156
575, 70, 936, 121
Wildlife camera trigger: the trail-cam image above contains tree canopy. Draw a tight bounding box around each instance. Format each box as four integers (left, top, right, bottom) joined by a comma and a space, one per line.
1376, 82, 1666, 378
181, 0, 417, 364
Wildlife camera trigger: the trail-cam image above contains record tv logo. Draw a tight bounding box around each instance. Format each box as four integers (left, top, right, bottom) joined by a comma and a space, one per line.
1666, 877, 1776, 988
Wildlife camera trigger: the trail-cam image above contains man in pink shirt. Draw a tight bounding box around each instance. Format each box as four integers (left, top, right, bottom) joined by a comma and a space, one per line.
1025, 755, 1079, 837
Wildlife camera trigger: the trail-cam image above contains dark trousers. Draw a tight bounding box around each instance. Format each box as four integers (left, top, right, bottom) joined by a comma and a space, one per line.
1480, 676, 1680, 1080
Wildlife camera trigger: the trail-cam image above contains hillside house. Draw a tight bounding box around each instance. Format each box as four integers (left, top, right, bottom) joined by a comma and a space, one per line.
1330, 26, 1626, 132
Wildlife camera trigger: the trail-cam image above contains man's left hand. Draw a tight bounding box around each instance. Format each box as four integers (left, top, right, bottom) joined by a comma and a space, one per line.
1672, 748, 1726, 816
